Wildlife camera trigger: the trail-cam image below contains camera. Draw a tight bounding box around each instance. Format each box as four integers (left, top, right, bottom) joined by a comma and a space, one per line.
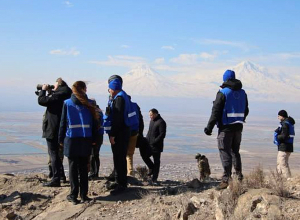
35, 84, 55, 95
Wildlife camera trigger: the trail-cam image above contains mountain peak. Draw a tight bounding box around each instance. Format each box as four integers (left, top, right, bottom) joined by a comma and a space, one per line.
124, 64, 161, 78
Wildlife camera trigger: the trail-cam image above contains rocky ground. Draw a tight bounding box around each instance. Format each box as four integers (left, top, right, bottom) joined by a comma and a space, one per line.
1, 163, 300, 220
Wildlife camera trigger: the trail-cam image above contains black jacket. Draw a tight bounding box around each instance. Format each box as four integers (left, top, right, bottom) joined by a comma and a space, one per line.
278, 117, 295, 152
109, 96, 131, 137
146, 114, 167, 153
58, 94, 99, 157
38, 85, 72, 139
206, 79, 249, 133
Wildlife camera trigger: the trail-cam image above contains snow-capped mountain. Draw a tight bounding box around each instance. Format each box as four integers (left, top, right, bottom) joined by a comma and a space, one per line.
88, 61, 300, 102
122, 64, 186, 97
232, 61, 299, 102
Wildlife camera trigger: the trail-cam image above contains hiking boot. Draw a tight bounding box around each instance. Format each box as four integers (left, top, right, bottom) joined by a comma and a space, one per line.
216, 181, 228, 191
80, 196, 92, 203
88, 173, 97, 180
67, 195, 79, 205
61, 176, 67, 183
106, 181, 119, 190
105, 171, 115, 181
48, 166, 53, 178
151, 180, 160, 186
43, 181, 60, 187
110, 185, 128, 196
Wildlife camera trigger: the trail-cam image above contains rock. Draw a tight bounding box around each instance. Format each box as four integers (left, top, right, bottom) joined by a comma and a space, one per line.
182, 202, 198, 220
234, 189, 282, 219
190, 196, 208, 206
6, 212, 17, 220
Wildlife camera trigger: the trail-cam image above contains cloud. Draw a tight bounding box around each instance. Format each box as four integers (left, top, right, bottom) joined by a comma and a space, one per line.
49, 48, 80, 56
274, 52, 300, 60
161, 46, 175, 50
170, 51, 223, 65
89, 55, 146, 67
63, 1, 73, 7
121, 45, 130, 48
195, 38, 257, 51
154, 57, 165, 64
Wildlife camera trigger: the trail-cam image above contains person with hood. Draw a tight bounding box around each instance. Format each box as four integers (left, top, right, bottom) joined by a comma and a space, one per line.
38, 77, 72, 187
274, 110, 295, 178
104, 75, 131, 195
204, 70, 249, 190
146, 108, 167, 184
59, 81, 99, 205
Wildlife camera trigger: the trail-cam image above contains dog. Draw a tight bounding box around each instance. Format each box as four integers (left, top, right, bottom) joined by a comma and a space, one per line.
195, 153, 211, 181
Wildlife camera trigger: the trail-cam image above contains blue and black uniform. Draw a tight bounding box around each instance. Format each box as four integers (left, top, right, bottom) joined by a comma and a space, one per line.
206, 78, 249, 182
59, 94, 98, 200
276, 117, 295, 152
106, 90, 131, 188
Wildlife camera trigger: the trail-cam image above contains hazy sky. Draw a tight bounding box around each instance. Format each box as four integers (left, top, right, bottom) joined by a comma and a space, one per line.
1, 0, 300, 111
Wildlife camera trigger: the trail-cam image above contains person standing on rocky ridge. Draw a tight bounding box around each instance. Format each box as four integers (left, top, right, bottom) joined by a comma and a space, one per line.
204, 70, 249, 190
58, 81, 99, 205
38, 77, 72, 187
104, 75, 132, 195
274, 110, 295, 178
146, 108, 167, 185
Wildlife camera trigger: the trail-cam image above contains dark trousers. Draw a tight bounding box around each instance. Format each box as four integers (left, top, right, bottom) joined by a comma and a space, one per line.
111, 130, 130, 187
46, 138, 62, 183
48, 147, 66, 179
90, 135, 103, 177
143, 152, 161, 181
217, 131, 242, 182
68, 156, 89, 199
137, 135, 153, 169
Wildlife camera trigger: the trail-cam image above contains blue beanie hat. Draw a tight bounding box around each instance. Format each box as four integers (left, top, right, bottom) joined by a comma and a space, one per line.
223, 70, 235, 82
108, 78, 122, 90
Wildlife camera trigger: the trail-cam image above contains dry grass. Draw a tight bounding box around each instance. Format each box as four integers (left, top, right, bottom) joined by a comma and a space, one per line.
268, 169, 290, 198
244, 164, 268, 189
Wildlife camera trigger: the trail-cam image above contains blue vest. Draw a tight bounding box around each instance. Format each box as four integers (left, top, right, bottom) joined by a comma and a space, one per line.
103, 99, 113, 134
220, 87, 246, 126
274, 121, 295, 145
64, 99, 93, 138
285, 121, 295, 144
103, 91, 139, 134
98, 111, 104, 135
130, 102, 139, 132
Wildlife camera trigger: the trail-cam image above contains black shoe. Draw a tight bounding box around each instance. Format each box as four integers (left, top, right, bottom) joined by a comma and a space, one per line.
106, 181, 118, 190
151, 180, 160, 186
81, 196, 92, 203
43, 181, 60, 187
88, 174, 96, 180
110, 185, 128, 196
105, 174, 115, 181
61, 176, 67, 183
67, 195, 79, 205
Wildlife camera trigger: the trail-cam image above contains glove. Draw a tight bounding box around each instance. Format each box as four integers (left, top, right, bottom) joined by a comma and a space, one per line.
204, 127, 212, 136
274, 127, 280, 134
